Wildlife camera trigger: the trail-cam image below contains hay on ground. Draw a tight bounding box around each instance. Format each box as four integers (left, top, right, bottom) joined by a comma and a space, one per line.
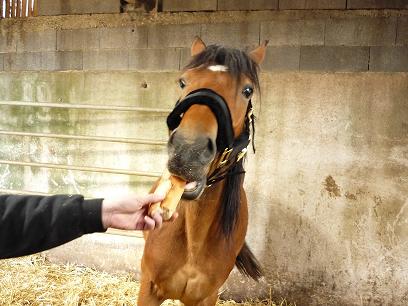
0, 255, 293, 306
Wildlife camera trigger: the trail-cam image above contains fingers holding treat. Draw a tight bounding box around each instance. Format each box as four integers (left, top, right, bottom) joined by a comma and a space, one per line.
148, 177, 171, 217
161, 175, 186, 220
149, 170, 186, 221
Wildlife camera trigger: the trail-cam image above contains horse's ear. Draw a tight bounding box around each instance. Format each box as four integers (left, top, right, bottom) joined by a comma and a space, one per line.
191, 37, 206, 56
249, 40, 269, 65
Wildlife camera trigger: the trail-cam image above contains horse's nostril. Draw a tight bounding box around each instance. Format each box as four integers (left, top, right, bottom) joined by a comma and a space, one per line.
168, 130, 177, 146
207, 138, 216, 155
199, 139, 216, 164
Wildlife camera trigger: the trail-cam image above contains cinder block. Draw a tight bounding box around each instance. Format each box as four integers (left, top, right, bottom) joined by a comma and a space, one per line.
46, 51, 83, 71
162, 0, 217, 11
68, 0, 120, 14
129, 48, 180, 71
57, 28, 100, 51
201, 23, 260, 48
261, 47, 300, 71
41, 51, 58, 70
83, 50, 129, 70
100, 27, 148, 49
300, 46, 369, 71
148, 24, 200, 48
347, 0, 408, 9
4, 52, 42, 71
396, 17, 408, 46
106, 50, 129, 70
180, 48, 192, 69
217, 0, 278, 10
279, 0, 346, 9
370, 47, 408, 72
82, 50, 104, 70
261, 19, 325, 46
325, 17, 397, 46
37, 0, 60, 16
0, 33, 17, 53
38, 0, 120, 15
17, 30, 57, 52
42, 51, 81, 71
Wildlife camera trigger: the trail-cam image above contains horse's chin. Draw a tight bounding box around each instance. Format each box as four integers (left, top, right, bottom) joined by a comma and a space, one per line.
182, 178, 206, 200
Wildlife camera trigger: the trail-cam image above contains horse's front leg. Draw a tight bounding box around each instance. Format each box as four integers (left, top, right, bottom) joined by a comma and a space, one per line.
137, 274, 164, 306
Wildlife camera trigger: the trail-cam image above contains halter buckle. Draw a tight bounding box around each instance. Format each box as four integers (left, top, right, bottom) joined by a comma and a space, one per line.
218, 148, 233, 167
237, 148, 248, 162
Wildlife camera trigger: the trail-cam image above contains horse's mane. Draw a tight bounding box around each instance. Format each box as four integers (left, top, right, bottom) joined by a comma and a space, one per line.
184, 44, 260, 91
185, 45, 259, 239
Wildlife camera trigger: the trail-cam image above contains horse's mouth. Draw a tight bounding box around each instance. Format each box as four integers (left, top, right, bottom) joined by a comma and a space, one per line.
181, 178, 206, 200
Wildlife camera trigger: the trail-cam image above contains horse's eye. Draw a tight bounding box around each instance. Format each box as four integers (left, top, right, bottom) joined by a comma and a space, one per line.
179, 78, 186, 89
242, 86, 253, 99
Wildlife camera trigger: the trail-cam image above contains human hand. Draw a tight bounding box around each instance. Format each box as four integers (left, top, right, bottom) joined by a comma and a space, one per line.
101, 194, 178, 231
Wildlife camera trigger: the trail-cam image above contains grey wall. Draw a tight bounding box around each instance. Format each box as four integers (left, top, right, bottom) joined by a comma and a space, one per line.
1, 8, 408, 306
1, 10, 407, 73
237, 72, 408, 305
37, 0, 120, 16
35, 0, 408, 14
164, 0, 408, 11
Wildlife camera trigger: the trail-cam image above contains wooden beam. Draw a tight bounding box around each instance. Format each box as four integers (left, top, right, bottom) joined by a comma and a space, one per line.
28, 0, 32, 16
6, 0, 11, 18
22, 0, 27, 17
16, 0, 21, 17
33, 0, 37, 16
11, 0, 16, 17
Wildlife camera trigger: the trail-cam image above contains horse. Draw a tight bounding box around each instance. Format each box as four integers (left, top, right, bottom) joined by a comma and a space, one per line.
138, 37, 268, 306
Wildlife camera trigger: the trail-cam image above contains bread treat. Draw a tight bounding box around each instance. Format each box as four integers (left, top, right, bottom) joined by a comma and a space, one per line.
149, 170, 186, 220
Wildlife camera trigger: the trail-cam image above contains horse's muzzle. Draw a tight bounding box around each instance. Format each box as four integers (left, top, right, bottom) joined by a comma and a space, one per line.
167, 130, 216, 184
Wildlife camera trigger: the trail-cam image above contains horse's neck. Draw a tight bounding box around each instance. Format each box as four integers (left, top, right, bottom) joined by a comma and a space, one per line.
183, 181, 236, 250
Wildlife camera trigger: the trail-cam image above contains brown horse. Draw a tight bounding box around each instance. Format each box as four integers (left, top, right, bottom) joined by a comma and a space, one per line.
138, 37, 268, 306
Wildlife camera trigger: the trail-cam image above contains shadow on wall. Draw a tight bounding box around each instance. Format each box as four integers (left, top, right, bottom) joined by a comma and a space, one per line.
224, 183, 408, 305
257, 195, 350, 306
222, 196, 343, 305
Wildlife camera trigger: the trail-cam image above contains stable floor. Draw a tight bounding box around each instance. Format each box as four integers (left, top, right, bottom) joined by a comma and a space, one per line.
0, 255, 293, 306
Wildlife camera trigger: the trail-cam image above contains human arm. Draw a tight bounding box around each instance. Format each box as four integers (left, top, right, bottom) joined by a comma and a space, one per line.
0, 194, 104, 259
0, 193, 167, 259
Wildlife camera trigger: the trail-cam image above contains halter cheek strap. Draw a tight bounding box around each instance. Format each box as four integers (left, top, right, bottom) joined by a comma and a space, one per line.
206, 101, 254, 186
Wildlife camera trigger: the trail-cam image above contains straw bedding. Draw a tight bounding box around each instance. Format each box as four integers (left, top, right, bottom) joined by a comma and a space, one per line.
0, 255, 292, 306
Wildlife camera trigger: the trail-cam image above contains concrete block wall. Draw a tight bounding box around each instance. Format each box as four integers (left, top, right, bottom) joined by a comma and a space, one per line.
37, 0, 120, 16
0, 71, 177, 196
162, 0, 218, 12
0, 10, 407, 72
32, 0, 408, 15
162, 0, 408, 11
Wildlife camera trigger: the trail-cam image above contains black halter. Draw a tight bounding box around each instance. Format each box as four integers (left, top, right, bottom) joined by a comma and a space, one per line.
166, 88, 255, 186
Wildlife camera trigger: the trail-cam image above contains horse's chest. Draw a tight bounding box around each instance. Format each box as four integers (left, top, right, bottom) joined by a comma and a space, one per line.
143, 209, 244, 301
146, 240, 235, 300
154, 263, 217, 301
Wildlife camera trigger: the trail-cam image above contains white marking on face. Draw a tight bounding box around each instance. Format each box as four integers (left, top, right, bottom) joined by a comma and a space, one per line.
207, 65, 228, 72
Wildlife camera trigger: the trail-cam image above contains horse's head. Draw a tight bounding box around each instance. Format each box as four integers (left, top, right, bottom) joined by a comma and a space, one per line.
167, 38, 267, 200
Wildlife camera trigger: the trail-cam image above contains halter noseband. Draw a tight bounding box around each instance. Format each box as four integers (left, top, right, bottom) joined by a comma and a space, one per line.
167, 88, 255, 187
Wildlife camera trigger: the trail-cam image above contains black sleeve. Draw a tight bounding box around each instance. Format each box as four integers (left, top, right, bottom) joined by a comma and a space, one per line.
0, 194, 106, 259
